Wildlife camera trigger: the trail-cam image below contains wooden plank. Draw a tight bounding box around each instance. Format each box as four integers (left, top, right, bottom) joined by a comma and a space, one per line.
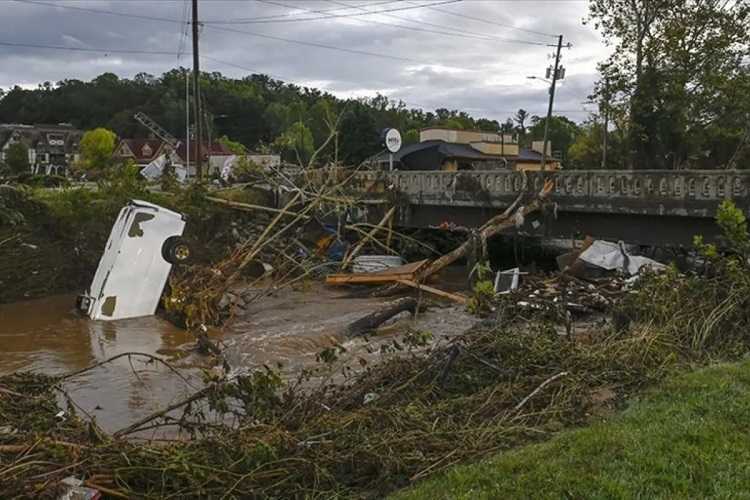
397, 280, 468, 304
326, 273, 417, 285
325, 260, 430, 285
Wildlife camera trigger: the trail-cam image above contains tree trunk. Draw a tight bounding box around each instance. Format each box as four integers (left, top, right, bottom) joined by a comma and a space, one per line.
345, 297, 417, 337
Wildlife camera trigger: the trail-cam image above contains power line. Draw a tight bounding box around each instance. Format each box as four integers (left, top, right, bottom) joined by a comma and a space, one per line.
0, 40, 179, 56
177, 0, 191, 60
204, 0, 405, 23
322, 0, 550, 46
202, 0, 461, 25
9, 0, 184, 24
411, 1, 560, 38
205, 23, 427, 64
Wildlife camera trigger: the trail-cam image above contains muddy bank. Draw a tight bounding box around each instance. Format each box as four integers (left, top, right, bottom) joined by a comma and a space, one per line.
0, 183, 280, 304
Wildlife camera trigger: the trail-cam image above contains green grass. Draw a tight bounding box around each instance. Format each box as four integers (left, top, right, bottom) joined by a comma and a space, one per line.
394, 360, 750, 500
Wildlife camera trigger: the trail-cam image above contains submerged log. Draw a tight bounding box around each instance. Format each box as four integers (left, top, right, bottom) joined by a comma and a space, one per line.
346, 297, 418, 337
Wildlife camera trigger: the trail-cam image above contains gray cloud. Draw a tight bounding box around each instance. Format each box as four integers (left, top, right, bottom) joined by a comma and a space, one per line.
0, 0, 608, 123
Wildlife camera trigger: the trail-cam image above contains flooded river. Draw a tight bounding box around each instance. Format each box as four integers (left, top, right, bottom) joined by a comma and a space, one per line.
0, 279, 476, 434
0, 294, 204, 433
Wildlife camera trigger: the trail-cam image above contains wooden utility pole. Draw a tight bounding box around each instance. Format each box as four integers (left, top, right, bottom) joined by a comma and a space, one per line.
541, 34, 564, 172
192, 0, 203, 180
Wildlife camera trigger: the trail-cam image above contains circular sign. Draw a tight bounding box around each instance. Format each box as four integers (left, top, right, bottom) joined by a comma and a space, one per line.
384, 128, 402, 153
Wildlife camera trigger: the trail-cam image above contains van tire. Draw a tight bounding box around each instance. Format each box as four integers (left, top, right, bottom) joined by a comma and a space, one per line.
162, 236, 191, 265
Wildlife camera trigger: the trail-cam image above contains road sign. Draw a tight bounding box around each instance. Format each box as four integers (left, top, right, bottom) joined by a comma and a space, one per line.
384, 128, 402, 153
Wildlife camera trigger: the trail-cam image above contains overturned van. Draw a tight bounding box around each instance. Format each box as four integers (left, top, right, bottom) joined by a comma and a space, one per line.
77, 200, 190, 321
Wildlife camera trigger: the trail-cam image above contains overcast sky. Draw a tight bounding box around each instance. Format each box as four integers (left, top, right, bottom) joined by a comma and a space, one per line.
0, 0, 610, 124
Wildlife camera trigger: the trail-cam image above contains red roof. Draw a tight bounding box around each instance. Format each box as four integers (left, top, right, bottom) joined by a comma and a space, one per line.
116, 138, 233, 164
175, 141, 233, 163
115, 139, 165, 162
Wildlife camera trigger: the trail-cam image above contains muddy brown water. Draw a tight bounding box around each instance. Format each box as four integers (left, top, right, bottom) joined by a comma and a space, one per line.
0, 277, 477, 434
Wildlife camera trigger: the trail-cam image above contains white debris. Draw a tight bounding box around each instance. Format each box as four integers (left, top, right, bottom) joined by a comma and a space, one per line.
579, 240, 666, 276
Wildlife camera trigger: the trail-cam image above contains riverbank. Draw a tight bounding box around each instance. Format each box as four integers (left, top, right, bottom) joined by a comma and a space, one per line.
3, 258, 750, 497
394, 359, 750, 499
3, 177, 750, 497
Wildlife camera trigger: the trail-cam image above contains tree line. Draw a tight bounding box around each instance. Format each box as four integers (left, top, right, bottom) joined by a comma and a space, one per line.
1, 0, 747, 171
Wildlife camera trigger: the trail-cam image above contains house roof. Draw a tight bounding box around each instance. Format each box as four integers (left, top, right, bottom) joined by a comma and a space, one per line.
366, 140, 557, 170
377, 140, 498, 162
0, 123, 82, 151
174, 141, 233, 162
515, 148, 545, 163
115, 139, 165, 162
115, 138, 235, 164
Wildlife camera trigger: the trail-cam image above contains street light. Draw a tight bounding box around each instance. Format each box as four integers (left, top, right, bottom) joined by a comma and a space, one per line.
526, 75, 552, 84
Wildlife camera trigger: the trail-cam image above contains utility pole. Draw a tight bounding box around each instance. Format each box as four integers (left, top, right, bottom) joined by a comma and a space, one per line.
601, 78, 609, 169
185, 70, 190, 175
191, 0, 203, 180
541, 34, 564, 172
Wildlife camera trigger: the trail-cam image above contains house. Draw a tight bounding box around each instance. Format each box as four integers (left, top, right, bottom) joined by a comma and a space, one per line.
367, 127, 560, 171
0, 123, 83, 175
114, 138, 240, 177
113, 139, 170, 168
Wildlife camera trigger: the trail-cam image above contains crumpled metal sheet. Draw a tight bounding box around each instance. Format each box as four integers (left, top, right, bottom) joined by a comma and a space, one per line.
579, 240, 666, 276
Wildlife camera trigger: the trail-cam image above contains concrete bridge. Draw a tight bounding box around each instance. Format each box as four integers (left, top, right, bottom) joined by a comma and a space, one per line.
338, 169, 750, 246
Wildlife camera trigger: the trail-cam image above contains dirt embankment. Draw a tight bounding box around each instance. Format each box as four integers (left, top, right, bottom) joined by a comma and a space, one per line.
0, 186, 99, 303
0, 183, 281, 304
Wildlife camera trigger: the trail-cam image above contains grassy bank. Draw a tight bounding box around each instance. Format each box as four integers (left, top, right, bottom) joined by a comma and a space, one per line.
395, 359, 750, 499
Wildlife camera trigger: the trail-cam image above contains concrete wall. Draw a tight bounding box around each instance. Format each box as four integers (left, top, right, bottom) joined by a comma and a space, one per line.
470, 142, 519, 156
420, 128, 514, 145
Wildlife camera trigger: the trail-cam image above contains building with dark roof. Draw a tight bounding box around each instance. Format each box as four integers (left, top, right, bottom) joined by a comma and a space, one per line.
367, 127, 560, 171
0, 123, 83, 175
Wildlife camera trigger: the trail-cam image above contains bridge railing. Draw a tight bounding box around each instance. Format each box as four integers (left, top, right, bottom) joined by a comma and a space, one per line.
306, 168, 750, 217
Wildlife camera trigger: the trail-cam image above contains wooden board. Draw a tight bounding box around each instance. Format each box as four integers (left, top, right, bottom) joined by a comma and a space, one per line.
326, 259, 430, 285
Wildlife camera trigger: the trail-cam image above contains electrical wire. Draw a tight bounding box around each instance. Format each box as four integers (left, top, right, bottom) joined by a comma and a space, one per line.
176, 0, 191, 61
321, 0, 551, 46
410, 1, 560, 38
204, 0, 404, 23
9, 0, 183, 24
202, 0, 461, 24
0, 40, 180, 56
205, 23, 426, 64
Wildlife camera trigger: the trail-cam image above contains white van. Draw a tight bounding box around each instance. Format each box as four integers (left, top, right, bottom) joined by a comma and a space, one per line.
77, 200, 190, 321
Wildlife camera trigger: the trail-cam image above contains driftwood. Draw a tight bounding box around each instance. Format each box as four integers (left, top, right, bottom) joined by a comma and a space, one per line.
340, 206, 396, 270
113, 385, 214, 438
346, 297, 417, 337
418, 179, 555, 281
397, 279, 468, 304
512, 371, 569, 414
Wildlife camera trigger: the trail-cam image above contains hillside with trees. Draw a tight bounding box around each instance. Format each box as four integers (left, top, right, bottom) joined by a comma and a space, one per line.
0, 70, 507, 166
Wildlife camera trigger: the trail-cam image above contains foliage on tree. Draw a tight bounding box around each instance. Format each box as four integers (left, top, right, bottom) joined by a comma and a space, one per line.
274, 122, 314, 166
218, 135, 247, 155
587, 0, 750, 169
514, 109, 530, 145
4, 142, 30, 174
79, 128, 116, 171
528, 115, 581, 163
0, 70, 506, 167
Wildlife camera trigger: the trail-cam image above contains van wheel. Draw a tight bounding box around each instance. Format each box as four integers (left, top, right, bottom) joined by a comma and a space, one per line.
162, 236, 191, 265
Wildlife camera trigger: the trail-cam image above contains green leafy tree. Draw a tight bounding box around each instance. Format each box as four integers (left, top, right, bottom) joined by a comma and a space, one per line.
588, 0, 750, 169
514, 109, 529, 146
4, 142, 30, 174
528, 115, 581, 164
274, 122, 314, 166
79, 128, 116, 171
218, 135, 247, 155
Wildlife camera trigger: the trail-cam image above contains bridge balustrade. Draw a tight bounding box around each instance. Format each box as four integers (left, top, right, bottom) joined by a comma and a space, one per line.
345, 169, 750, 218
